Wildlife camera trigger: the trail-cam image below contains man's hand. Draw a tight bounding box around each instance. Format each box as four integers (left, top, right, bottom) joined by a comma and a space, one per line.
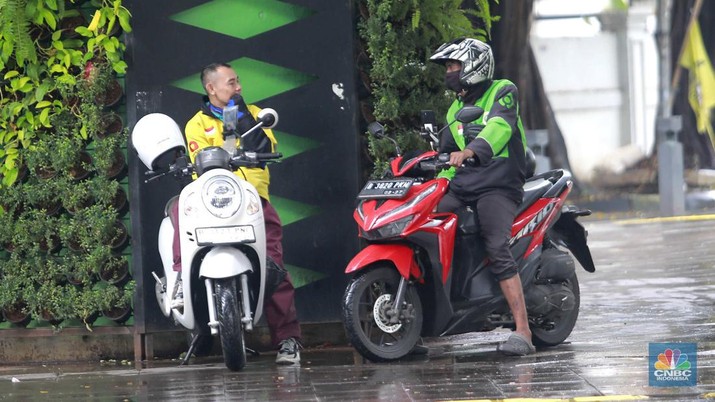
449, 149, 475, 167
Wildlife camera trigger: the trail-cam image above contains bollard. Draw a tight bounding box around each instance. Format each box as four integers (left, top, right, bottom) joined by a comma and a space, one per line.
656, 116, 685, 216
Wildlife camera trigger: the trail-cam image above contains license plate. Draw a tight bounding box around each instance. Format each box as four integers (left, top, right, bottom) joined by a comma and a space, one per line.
358, 179, 413, 199
195, 225, 256, 245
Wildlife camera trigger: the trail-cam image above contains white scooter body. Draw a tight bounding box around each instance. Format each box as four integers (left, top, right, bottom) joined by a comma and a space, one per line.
156, 168, 266, 331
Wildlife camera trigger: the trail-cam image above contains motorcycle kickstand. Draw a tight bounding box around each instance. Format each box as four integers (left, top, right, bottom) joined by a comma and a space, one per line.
246, 347, 260, 357
180, 333, 204, 366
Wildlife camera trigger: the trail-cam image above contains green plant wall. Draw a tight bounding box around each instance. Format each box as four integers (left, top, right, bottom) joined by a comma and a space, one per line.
0, 0, 133, 330
357, 0, 499, 176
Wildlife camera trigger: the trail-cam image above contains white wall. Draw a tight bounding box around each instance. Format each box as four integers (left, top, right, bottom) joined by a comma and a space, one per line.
530, 0, 659, 181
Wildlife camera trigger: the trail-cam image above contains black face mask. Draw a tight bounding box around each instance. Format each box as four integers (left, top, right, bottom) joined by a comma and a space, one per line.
444, 71, 463, 93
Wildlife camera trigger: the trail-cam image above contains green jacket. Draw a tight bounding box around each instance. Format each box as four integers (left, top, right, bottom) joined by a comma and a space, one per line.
438, 79, 528, 204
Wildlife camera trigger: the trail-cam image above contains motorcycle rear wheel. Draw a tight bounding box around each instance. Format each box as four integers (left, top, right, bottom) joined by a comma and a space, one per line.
215, 277, 247, 371
531, 272, 580, 347
342, 265, 423, 362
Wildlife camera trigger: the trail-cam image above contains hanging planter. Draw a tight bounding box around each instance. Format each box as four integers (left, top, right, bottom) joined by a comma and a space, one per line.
102, 305, 132, 324
2, 303, 31, 327
99, 256, 130, 286
68, 151, 94, 181
98, 111, 124, 139
39, 309, 64, 326
98, 79, 123, 108
109, 220, 129, 251
111, 187, 129, 215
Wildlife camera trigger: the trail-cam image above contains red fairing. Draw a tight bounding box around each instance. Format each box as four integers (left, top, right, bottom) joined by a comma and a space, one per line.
354, 178, 449, 233
344, 243, 422, 280
390, 151, 438, 177
511, 185, 571, 258
420, 213, 458, 284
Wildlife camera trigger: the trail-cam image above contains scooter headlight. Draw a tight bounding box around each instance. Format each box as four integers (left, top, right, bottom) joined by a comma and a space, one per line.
202, 175, 242, 218
362, 215, 414, 240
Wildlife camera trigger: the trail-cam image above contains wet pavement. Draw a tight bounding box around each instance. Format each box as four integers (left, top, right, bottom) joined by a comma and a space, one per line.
2, 214, 715, 401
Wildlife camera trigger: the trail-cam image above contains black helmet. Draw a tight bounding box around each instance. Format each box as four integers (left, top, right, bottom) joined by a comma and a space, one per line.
430, 38, 494, 86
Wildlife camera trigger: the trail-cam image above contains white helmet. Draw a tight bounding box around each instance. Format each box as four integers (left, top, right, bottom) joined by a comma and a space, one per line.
430, 38, 494, 86
131, 113, 186, 170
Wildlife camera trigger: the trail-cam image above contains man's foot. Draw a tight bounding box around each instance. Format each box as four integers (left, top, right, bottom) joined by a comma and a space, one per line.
497, 332, 536, 356
170, 279, 184, 309
276, 337, 301, 364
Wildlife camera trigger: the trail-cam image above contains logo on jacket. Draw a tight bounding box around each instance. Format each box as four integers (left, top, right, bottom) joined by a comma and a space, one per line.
204, 126, 217, 136
499, 93, 514, 109
189, 141, 199, 152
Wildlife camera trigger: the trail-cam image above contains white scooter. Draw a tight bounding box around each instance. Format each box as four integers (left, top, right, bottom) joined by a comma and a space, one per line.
131, 108, 282, 371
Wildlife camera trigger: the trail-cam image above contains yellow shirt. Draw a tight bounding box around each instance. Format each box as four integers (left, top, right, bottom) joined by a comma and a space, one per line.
184, 104, 277, 200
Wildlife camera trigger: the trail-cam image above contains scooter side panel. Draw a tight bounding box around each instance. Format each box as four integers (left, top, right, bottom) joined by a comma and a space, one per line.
157, 217, 175, 318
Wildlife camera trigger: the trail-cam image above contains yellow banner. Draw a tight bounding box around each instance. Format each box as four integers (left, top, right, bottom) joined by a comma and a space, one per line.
679, 21, 715, 145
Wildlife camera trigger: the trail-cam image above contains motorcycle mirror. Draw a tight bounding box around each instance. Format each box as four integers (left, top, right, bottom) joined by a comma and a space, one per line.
455, 106, 484, 123
257, 108, 279, 128
367, 121, 385, 138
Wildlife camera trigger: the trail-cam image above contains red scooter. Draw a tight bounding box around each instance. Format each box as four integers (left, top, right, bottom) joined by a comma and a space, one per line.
342, 107, 595, 362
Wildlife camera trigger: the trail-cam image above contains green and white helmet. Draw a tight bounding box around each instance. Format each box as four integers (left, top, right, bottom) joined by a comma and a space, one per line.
430, 38, 494, 86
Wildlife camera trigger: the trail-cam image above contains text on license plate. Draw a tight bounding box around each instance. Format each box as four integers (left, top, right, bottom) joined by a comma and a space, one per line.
195, 226, 256, 245
358, 179, 413, 199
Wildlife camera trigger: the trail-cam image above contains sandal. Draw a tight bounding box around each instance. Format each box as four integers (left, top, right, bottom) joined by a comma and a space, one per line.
497, 333, 536, 356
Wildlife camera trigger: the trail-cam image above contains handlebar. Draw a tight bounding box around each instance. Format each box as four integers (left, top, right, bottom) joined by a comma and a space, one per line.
417, 153, 476, 172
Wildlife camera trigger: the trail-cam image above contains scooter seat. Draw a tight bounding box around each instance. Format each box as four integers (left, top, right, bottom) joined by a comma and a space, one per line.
517, 178, 552, 216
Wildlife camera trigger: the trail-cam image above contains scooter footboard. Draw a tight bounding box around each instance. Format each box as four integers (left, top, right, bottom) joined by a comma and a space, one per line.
345, 244, 420, 279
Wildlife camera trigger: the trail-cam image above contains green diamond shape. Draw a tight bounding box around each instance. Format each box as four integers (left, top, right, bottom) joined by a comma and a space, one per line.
275, 131, 321, 160
170, 0, 314, 40
171, 58, 316, 104
271, 196, 320, 227
285, 264, 327, 289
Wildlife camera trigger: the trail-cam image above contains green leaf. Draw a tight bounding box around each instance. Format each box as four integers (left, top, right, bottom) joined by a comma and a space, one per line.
4, 71, 20, 79
118, 11, 132, 33
36, 100, 52, 109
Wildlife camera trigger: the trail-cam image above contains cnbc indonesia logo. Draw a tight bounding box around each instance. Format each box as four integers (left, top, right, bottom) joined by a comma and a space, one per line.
649, 343, 696, 387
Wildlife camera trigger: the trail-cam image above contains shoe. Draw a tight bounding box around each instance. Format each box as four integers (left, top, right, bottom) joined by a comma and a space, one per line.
497, 333, 536, 356
276, 337, 301, 364
170, 279, 184, 309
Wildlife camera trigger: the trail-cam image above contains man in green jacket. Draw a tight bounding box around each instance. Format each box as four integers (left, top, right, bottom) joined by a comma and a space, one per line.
431, 38, 534, 356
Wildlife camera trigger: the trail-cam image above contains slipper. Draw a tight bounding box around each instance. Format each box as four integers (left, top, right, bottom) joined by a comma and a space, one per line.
497, 333, 536, 356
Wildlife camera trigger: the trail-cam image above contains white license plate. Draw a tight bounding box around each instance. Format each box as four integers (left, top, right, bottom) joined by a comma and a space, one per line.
358, 179, 413, 199
195, 226, 256, 245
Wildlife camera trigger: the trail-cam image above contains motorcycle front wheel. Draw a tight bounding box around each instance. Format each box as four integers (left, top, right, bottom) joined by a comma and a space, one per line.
342, 265, 423, 362
531, 272, 580, 347
214, 277, 247, 371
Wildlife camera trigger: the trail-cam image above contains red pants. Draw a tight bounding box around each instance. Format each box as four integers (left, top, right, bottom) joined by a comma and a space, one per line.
171, 197, 301, 347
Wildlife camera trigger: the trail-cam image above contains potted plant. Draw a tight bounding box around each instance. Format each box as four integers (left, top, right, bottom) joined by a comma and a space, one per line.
98, 111, 124, 139
23, 180, 62, 216
93, 132, 127, 179
0, 181, 25, 217
101, 281, 134, 324
0, 257, 31, 327
60, 177, 93, 214
90, 176, 120, 207
98, 254, 130, 286
25, 138, 57, 180
54, 136, 93, 180
69, 285, 103, 329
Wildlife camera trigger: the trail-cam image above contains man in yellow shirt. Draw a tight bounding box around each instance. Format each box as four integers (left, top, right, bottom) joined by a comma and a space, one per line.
177, 62, 302, 364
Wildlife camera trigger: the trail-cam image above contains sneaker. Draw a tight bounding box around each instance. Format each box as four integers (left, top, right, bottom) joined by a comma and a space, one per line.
170, 279, 184, 309
276, 337, 301, 364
